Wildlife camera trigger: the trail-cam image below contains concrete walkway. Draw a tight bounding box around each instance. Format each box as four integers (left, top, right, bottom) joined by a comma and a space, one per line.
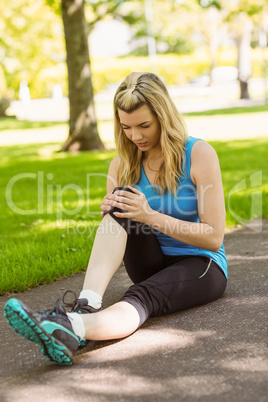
0, 220, 267, 401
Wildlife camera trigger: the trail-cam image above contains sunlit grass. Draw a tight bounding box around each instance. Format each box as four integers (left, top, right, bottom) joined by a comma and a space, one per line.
185, 103, 268, 117
209, 138, 267, 225
0, 144, 115, 293
0, 117, 64, 131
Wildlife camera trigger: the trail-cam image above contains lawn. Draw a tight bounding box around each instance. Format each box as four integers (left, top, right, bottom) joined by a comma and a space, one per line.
0, 112, 267, 293
0, 145, 115, 293
185, 103, 268, 117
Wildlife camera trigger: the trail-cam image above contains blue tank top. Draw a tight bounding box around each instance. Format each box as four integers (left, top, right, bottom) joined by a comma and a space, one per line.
135, 136, 228, 279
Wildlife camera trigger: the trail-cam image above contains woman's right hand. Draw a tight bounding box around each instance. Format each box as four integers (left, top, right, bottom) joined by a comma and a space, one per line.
100, 193, 113, 217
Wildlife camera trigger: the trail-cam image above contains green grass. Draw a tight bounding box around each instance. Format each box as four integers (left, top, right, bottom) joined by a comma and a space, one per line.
209, 138, 267, 227
185, 103, 268, 117
0, 144, 116, 293
0, 137, 267, 294
0, 117, 64, 131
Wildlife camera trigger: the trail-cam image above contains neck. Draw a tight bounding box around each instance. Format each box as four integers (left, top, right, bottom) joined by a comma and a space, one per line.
143, 147, 162, 161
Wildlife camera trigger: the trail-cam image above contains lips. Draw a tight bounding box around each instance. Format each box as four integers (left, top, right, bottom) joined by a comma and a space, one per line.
136, 142, 148, 147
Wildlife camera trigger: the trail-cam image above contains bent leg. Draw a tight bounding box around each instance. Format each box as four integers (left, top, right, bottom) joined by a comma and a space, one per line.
83, 186, 164, 296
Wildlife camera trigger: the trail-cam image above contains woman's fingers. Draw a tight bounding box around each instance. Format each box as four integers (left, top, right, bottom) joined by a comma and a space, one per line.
114, 188, 138, 198
109, 195, 135, 206
127, 186, 141, 195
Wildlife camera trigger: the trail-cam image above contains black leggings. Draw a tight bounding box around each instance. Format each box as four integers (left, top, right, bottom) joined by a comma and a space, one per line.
105, 187, 227, 327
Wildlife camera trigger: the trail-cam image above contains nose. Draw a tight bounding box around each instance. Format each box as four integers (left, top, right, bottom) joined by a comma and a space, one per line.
131, 128, 143, 142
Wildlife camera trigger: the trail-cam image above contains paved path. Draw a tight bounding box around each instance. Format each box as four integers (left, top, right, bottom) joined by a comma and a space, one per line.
0, 220, 267, 402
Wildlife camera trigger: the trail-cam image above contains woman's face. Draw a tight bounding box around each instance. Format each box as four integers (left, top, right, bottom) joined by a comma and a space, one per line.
118, 105, 161, 156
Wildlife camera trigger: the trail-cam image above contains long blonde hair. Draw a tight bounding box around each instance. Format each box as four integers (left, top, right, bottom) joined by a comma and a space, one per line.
114, 72, 188, 194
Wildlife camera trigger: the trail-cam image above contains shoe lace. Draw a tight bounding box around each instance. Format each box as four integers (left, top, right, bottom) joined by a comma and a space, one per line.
44, 298, 68, 318
62, 290, 80, 312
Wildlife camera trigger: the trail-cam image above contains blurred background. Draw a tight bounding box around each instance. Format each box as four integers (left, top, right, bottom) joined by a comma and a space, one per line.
0, 0, 267, 146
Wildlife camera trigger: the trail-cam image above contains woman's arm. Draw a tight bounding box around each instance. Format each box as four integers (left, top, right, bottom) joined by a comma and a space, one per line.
146, 141, 226, 252
110, 142, 226, 252
106, 156, 120, 193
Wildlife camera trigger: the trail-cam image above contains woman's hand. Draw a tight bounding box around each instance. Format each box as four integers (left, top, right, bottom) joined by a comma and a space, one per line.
100, 193, 114, 218
106, 186, 154, 223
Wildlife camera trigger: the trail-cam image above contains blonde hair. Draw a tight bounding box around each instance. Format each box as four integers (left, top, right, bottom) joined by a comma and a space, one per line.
114, 72, 188, 194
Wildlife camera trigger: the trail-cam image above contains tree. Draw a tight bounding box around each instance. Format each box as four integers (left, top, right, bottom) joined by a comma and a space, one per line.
196, 0, 267, 99
231, 11, 253, 99
48, 0, 127, 151
117, 0, 196, 55
60, 0, 104, 151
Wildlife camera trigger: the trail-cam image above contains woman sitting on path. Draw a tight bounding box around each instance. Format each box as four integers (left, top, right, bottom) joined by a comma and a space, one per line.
4, 72, 228, 365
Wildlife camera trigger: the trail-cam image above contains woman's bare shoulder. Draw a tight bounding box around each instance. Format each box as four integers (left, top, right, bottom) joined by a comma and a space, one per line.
191, 140, 220, 183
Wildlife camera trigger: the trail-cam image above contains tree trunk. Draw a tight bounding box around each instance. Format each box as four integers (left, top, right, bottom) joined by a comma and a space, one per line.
237, 14, 253, 100
61, 0, 104, 151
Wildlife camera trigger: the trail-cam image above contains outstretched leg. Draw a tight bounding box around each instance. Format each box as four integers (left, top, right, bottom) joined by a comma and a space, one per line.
81, 301, 140, 340
79, 256, 227, 341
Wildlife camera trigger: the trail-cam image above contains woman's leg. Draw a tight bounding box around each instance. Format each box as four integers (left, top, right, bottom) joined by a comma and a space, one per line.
82, 213, 127, 296
70, 187, 168, 340
120, 256, 227, 327
82, 186, 165, 296
81, 301, 140, 340
78, 257, 226, 341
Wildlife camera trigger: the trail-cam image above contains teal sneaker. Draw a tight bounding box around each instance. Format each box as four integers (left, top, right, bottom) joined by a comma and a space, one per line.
62, 290, 101, 349
4, 298, 80, 365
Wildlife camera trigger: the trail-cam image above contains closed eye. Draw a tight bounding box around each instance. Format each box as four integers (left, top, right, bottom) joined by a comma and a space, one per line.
121, 123, 151, 130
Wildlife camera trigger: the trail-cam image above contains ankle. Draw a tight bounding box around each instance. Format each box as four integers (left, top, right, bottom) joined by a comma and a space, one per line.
79, 289, 102, 309
67, 313, 85, 339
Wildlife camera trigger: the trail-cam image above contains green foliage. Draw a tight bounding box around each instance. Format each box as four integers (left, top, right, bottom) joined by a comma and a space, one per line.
1, 0, 267, 100
197, 0, 222, 10
120, 0, 197, 55
0, 0, 66, 99
45, 0, 61, 15
91, 48, 267, 93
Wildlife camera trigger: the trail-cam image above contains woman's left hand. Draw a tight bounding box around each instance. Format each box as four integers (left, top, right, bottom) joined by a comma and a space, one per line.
107, 186, 154, 223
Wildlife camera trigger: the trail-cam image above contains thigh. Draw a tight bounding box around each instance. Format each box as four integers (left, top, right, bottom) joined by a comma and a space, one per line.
121, 256, 227, 324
